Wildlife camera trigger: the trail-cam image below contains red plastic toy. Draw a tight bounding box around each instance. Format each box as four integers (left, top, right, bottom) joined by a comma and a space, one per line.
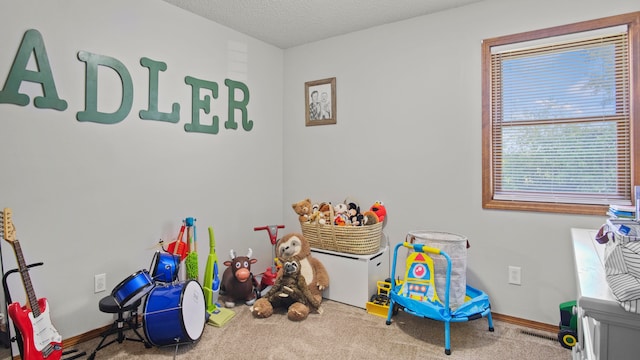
254, 224, 285, 291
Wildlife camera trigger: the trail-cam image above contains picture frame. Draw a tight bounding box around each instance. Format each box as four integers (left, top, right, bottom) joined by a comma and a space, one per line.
305, 77, 336, 126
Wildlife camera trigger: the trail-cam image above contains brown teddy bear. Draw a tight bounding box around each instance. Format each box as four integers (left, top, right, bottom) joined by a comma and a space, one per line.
316, 202, 332, 225
251, 233, 329, 321
291, 198, 313, 223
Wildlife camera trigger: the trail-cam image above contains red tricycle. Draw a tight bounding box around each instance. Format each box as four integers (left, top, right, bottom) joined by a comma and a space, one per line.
254, 224, 285, 295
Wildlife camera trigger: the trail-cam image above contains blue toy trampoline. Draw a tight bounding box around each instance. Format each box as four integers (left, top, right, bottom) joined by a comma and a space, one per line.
385, 242, 494, 355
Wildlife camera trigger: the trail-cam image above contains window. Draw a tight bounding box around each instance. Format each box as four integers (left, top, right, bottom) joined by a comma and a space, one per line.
482, 12, 640, 215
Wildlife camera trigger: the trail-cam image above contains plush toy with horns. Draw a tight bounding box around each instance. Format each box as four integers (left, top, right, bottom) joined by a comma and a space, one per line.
220, 248, 259, 307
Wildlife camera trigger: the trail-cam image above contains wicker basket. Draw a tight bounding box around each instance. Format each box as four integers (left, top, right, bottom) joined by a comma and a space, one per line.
301, 221, 383, 255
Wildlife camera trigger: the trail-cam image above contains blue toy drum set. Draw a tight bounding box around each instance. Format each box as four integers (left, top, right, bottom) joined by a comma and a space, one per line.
109, 250, 206, 347
143, 279, 206, 346
112, 269, 155, 308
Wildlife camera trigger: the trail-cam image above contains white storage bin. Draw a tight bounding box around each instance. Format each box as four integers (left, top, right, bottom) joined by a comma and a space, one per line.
311, 245, 390, 309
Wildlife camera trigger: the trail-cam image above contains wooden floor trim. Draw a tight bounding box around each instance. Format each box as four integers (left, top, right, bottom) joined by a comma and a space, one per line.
63, 313, 560, 345
63, 325, 110, 348
491, 312, 558, 333
11, 313, 558, 359
10, 325, 109, 360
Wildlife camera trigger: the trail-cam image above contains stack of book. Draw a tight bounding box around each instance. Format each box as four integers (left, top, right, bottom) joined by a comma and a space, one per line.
608, 204, 636, 220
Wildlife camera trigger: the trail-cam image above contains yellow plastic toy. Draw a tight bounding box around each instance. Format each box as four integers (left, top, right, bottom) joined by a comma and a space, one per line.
366, 281, 392, 318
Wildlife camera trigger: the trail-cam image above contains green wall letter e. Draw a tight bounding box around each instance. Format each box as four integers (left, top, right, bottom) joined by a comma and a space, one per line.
184, 76, 219, 134
0, 29, 68, 110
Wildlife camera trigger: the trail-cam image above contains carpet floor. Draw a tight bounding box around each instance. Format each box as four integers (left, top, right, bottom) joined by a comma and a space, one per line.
65, 299, 571, 360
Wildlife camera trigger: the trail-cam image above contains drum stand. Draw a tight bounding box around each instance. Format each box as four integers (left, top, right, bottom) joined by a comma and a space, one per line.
87, 295, 151, 360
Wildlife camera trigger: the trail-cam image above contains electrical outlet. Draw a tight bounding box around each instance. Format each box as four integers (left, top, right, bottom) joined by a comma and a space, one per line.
508, 266, 521, 285
94, 273, 106, 293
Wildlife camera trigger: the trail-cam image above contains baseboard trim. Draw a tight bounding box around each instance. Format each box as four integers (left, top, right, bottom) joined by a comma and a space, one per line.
62, 324, 110, 348
63, 313, 558, 345
491, 312, 558, 334
11, 312, 557, 359
10, 324, 111, 360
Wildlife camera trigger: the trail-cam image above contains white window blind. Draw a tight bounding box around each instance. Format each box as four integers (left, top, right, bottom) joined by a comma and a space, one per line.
489, 29, 631, 205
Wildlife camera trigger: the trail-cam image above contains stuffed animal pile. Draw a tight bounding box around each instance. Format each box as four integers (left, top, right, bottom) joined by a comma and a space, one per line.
292, 198, 387, 226
251, 233, 329, 321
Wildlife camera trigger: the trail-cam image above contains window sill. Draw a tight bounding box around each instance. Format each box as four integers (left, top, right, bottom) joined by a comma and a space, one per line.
482, 199, 608, 216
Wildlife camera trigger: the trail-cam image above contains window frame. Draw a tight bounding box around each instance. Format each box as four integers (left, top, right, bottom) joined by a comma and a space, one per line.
481, 12, 640, 215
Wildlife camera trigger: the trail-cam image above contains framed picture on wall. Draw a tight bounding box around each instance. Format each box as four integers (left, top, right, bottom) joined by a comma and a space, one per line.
305, 77, 336, 126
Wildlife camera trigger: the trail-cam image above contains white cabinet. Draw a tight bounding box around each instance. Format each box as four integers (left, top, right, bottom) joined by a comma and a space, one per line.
571, 228, 640, 360
311, 245, 390, 309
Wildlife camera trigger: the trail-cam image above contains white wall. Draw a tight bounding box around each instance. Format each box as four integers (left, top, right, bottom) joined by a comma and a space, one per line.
1, 0, 639, 350
282, 0, 640, 326
0, 0, 284, 344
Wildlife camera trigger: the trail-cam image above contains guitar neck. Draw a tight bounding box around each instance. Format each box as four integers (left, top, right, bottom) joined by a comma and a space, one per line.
12, 239, 41, 318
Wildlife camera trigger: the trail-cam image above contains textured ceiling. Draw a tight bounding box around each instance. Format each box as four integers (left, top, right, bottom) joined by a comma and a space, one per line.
160, 0, 484, 49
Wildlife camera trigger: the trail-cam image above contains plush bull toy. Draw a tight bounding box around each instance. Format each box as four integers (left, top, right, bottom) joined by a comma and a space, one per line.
220, 248, 258, 307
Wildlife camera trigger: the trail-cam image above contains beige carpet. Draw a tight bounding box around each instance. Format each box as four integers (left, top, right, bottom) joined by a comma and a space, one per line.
65, 299, 571, 360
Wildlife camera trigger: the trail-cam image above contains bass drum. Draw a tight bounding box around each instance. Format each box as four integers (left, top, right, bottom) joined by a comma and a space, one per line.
143, 280, 206, 347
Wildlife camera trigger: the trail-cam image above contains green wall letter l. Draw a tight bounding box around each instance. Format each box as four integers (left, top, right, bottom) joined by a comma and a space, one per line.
139, 57, 180, 123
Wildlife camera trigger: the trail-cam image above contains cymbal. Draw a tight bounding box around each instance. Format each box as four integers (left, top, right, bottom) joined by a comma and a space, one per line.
147, 239, 165, 250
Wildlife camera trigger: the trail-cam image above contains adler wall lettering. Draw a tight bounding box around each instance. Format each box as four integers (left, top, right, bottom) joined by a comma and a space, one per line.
0, 29, 254, 134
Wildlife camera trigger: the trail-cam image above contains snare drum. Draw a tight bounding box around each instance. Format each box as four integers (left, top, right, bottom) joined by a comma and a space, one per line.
150, 251, 180, 283
143, 280, 206, 347
112, 269, 155, 308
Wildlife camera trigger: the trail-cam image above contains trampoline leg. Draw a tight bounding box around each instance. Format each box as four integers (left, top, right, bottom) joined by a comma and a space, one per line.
385, 300, 394, 325
444, 321, 451, 355
487, 311, 495, 332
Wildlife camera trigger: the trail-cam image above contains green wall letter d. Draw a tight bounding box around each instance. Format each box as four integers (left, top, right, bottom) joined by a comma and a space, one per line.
76, 51, 133, 124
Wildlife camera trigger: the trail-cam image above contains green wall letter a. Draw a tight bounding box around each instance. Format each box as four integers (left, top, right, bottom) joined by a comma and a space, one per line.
0, 29, 68, 110
76, 51, 133, 124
